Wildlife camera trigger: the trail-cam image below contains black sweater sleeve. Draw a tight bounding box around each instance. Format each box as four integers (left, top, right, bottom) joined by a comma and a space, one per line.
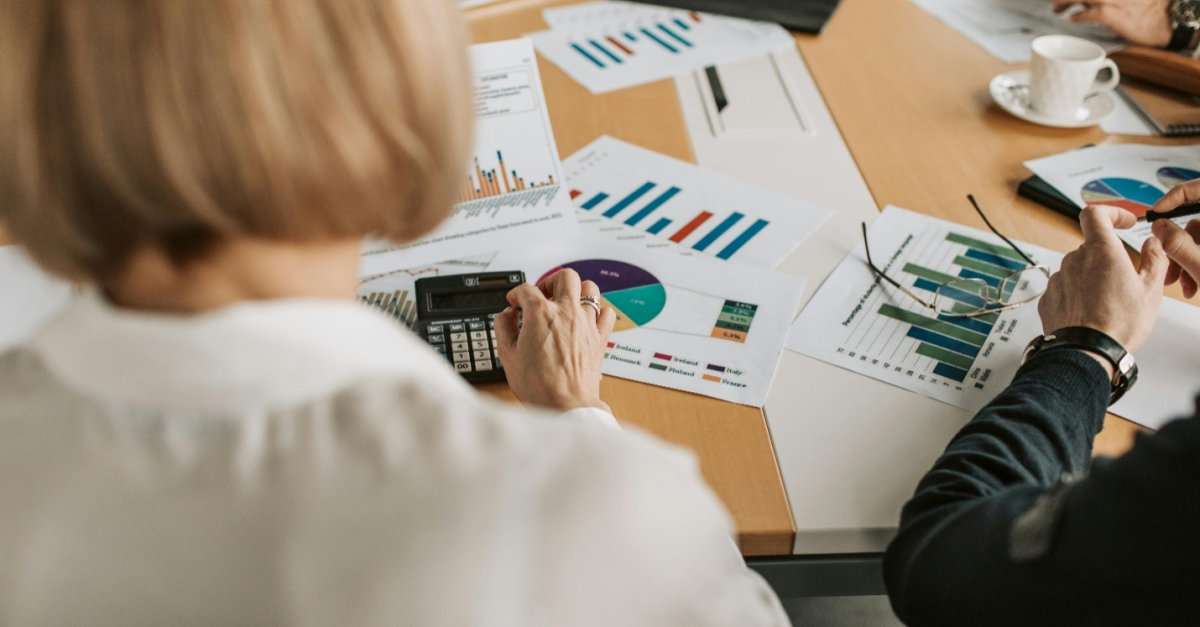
884, 349, 1200, 627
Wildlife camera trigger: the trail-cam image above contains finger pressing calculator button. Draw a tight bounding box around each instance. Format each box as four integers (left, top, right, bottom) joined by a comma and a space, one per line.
470, 331, 487, 341
453, 352, 470, 362
471, 340, 489, 350
455, 361, 473, 373
428, 334, 446, 344
452, 342, 468, 352
475, 360, 493, 371
473, 349, 491, 361
450, 333, 467, 342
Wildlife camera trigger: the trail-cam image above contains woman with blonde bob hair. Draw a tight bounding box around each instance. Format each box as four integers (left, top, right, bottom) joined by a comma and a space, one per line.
0, 1, 787, 625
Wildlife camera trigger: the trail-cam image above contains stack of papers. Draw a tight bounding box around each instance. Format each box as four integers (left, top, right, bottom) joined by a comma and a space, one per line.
528, 1, 795, 94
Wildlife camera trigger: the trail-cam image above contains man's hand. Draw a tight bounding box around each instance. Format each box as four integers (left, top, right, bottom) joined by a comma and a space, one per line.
1038, 205, 1168, 353
1049, 0, 1174, 48
1151, 179, 1200, 298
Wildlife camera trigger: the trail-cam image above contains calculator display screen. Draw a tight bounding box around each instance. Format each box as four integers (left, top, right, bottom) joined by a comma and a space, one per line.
430, 288, 510, 312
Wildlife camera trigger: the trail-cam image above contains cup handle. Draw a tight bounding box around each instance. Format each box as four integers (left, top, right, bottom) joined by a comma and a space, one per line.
1090, 59, 1120, 95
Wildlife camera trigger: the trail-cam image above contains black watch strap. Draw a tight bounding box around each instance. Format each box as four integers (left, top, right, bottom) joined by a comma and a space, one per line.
1022, 327, 1138, 406
1169, 23, 1199, 51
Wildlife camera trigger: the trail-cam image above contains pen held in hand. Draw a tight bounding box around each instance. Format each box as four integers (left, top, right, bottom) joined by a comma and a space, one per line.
1139, 202, 1200, 223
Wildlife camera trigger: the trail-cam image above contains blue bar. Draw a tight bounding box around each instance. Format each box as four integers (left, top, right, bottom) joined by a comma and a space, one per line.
913, 278, 987, 308
625, 186, 680, 226
716, 219, 769, 260
603, 182, 657, 218
641, 27, 678, 53
658, 23, 694, 47
937, 314, 995, 336
933, 362, 969, 383
570, 43, 605, 68
673, 17, 691, 30
693, 213, 743, 251
581, 192, 609, 210
907, 327, 981, 358
624, 32, 637, 42
589, 39, 623, 64
648, 218, 672, 234
964, 248, 1025, 271
958, 268, 1001, 289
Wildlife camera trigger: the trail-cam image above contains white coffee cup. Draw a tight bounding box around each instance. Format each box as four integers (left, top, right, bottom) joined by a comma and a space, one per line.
1029, 35, 1120, 120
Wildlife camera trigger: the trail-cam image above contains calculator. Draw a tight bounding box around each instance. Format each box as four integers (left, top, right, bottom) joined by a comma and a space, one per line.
415, 271, 525, 383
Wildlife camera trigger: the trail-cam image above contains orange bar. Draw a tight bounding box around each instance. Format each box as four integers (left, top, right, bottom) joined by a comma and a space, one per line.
711, 328, 747, 343
548, 175, 554, 184
500, 162, 511, 193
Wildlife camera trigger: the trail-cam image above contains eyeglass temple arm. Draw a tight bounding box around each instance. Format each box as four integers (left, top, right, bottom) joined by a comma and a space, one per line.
861, 223, 938, 309
967, 194, 1037, 267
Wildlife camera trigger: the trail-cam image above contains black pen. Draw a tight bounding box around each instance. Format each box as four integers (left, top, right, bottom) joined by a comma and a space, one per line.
1139, 202, 1200, 223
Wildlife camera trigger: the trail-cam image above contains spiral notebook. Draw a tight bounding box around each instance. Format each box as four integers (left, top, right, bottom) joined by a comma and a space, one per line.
1119, 80, 1200, 137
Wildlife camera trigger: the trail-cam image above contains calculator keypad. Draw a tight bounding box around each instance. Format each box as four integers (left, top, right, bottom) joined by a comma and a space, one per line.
421, 313, 504, 381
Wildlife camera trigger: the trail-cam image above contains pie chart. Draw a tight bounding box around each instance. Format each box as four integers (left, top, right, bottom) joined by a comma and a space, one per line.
540, 259, 666, 332
1080, 177, 1164, 217
1158, 167, 1200, 190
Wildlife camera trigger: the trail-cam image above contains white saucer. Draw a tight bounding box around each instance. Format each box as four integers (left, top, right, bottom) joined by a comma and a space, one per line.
989, 70, 1116, 128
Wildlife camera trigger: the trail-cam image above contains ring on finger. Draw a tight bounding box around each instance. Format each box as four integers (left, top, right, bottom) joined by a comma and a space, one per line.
580, 295, 602, 321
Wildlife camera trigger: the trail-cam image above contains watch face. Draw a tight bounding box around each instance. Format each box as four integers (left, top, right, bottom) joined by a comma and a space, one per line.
1177, 0, 1200, 24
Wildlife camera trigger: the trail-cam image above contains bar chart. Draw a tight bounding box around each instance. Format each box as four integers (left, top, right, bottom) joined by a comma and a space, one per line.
789, 207, 1064, 412
460, 151, 557, 202
357, 259, 492, 328
563, 136, 830, 269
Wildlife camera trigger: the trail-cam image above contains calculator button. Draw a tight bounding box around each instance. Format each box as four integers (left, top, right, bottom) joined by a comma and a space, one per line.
448, 323, 466, 333
428, 334, 445, 344
455, 361, 473, 373
489, 330, 496, 340
468, 321, 486, 331
475, 360, 493, 371
451, 342, 468, 352
426, 325, 444, 335
431, 344, 447, 354
450, 332, 467, 342
470, 331, 487, 341
471, 340, 489, 351
473, 349, 491, 361
453, 352, 470, 362
488, 313, 499, 320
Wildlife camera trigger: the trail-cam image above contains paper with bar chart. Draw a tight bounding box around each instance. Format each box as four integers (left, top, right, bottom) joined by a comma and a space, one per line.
489, 237, 805, 406
563, 136, 830, 268
788, 207, 1064, 412
359, 39, 577, 276
357, 257, 493, 328
528, 1, 794, 94
1025, 144, 1200, 251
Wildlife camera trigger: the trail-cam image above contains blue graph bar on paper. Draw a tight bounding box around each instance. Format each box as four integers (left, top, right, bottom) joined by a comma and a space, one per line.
648, 218, 672, 234
589, 39, 623, 64
717, 219, 769, 260
641, 28, 678, 53
624, 32, 637, 41
604, 182, 657, 218
964, 248, 1025, 271
625, 186, 681, 226
673, 18, 691, 30
958, 268, 1001, 289
693, 213, 743, 251
570, 43, 605, 68
907, 327, 981, 358
581, 193, 609, 210
913, 278, 988, 308
937, 314, 995, 336
933, 362, 968, 383
658, 24, 694, 47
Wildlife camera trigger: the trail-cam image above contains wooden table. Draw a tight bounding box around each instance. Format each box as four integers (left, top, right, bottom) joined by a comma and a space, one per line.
469, 0, 1197, 556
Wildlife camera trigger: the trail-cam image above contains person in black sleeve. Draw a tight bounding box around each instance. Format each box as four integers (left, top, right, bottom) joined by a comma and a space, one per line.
883, 203, 1200, 626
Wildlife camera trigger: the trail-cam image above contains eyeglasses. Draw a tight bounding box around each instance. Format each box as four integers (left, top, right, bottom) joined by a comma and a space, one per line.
862, 195, 1052, 319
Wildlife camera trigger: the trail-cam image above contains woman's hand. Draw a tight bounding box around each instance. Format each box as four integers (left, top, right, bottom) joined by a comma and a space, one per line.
1152, 179, 1200, 298
1049, 0, 1173, 48
493, 269, 617, 413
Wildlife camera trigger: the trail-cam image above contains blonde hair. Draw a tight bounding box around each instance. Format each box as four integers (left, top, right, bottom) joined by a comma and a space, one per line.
0, 0, 473, 283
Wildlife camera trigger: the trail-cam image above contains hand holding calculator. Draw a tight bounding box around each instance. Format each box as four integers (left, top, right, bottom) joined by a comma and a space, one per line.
415, 272, 525, 383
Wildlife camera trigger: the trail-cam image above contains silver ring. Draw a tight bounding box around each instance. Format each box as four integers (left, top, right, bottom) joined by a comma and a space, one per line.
580, 295, 601, 320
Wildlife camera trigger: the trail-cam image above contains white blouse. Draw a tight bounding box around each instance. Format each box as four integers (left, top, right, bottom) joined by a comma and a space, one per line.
0, 295, 788, 627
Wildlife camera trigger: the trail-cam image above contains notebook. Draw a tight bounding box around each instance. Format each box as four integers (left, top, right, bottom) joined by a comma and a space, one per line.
1119, 79, 1200, 137
626, 0, 843, 34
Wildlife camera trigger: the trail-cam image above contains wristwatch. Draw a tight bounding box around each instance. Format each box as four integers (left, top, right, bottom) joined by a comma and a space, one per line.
1168, 0, 1200, 52
1021, 327, 1138, 406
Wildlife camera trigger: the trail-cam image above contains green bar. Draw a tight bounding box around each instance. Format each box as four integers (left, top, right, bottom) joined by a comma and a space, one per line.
649, 363, 668, 371
724, 300, 758, 312
946, 233, 1025, 262
951, 302, 1000, 324
915, 343, 976, 371
879, 304, 988, 345
718, 312, 754, 326
715, 320, 752, 333
721, 305, 757, 317
954, 255, 1010, 280
903, 263, 959, 285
